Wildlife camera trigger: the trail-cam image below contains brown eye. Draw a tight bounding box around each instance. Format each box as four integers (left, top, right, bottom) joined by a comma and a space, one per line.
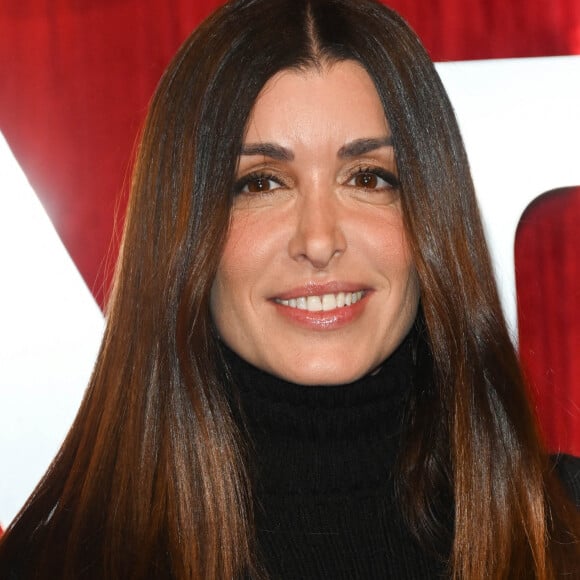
235, 173, 284, 195
347, 168, 400, 190
354, 173, 379, 188
246, 177, 274, 193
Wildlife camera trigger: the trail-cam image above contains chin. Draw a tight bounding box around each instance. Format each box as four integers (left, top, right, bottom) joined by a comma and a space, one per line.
271, 358, 374, 386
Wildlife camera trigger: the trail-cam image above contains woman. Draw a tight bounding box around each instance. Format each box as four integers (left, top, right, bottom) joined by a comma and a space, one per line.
0, 0, 579, 578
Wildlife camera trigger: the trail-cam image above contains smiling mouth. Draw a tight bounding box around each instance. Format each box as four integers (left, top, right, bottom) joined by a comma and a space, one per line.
274, 291, 365, 312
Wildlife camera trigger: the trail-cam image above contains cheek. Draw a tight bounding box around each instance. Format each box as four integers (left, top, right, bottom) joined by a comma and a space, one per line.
405, 267, 421, 312
361, 209, 414, 276
209, 270, 230, 337
211, 246, 245, 328
365, 211, 420, 316
210, 214, 271, 327
392, 233, 420, 304
395, 233, 421, 317
210, 228, 241, 334
210, 258, 254, 352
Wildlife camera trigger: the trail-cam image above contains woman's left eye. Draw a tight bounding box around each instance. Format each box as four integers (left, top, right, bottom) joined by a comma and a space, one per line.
347, 169, 399, 190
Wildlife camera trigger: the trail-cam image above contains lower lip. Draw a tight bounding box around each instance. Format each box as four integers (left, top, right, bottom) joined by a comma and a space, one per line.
271, 293, 370, 330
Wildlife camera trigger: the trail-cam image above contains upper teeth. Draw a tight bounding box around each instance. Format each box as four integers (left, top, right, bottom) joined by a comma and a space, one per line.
275, 291, 364, 312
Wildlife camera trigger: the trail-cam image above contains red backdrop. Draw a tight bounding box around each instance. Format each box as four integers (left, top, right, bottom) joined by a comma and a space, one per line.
0, 0, 579, 454
516, 188, 580, 455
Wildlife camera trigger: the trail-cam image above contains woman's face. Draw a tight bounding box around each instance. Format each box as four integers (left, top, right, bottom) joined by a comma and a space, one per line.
211, 61, 420, 385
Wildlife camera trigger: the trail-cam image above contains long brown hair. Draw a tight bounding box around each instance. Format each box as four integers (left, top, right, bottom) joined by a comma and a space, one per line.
1, 0, 578, 578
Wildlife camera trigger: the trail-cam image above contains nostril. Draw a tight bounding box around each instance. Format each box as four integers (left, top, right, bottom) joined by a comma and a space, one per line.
287, 193, 347, 267
288, 224, 346, 269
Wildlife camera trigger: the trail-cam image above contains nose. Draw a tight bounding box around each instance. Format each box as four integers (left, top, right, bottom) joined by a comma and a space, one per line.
287, 188, 347, 269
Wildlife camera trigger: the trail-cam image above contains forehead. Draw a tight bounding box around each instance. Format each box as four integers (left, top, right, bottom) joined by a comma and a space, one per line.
243, 61, 390, 144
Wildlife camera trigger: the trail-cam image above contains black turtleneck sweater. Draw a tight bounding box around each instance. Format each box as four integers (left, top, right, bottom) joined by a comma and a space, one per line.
222, 333, 449, 579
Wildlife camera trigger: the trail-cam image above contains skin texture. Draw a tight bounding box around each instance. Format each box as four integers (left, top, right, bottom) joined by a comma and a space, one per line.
211, 61, 420, 385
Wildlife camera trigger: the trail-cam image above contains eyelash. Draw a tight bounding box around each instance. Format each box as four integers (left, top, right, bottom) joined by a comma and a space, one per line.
349, 166, 400, 190
233, 166, 400, 195
234, 171, 285, 195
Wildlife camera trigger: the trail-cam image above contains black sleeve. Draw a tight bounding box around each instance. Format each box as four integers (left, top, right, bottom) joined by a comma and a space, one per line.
552, 453, 580, 508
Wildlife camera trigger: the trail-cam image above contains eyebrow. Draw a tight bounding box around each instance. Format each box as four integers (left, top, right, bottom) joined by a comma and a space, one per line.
240, 143, 294, 161
239, 136, 393, 162
337, 136, 393, 158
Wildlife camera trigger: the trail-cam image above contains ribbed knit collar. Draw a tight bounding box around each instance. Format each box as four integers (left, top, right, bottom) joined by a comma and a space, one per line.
221, 328, 417, 499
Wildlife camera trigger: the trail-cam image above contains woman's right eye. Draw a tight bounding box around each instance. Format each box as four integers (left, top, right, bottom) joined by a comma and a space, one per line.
235, 173, 284, 194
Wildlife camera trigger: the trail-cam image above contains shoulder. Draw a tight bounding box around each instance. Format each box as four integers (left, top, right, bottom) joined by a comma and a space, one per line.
551, 453, 580, 508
